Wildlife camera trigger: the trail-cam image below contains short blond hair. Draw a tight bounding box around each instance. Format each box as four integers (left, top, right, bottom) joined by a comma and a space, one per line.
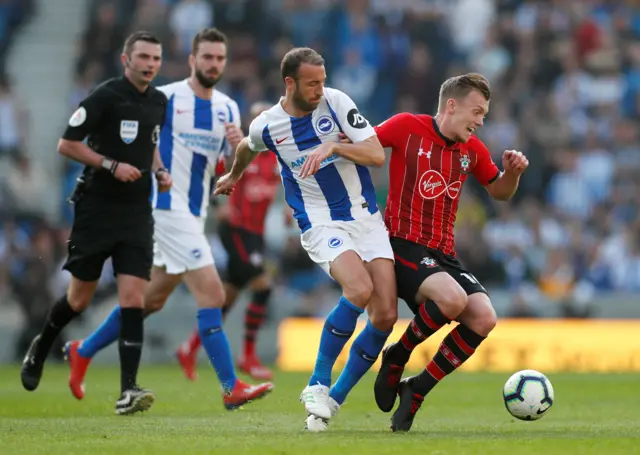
438, 73, 491, 111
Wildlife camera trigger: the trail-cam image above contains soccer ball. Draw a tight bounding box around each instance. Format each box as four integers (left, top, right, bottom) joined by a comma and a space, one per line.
502, 369, 554, 421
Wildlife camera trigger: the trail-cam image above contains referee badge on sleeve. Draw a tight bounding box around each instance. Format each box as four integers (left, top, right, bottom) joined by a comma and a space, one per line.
120, 120, 139, 144
68, 107, 87, 127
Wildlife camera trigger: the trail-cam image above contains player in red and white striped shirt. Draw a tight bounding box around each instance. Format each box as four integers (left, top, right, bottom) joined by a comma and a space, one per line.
372, 73, 529, 431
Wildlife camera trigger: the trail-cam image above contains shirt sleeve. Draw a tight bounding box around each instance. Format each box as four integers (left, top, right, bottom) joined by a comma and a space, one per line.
62, 86, 110, 142
247, 115, 268, 153
373, 112, 414, 148
221, 100, 243, 157
325, 88, 375, 143
471, 137, 501, 186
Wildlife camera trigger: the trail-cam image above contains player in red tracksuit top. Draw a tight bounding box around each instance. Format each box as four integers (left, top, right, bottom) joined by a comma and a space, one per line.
372, 73, 529, 432
176, 102, 281, 381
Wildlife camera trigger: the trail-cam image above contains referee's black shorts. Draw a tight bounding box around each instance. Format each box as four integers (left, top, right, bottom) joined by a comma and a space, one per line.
63, 200, 154, 282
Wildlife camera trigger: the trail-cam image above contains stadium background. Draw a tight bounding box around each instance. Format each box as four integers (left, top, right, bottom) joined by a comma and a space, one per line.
0, 0, 639, 373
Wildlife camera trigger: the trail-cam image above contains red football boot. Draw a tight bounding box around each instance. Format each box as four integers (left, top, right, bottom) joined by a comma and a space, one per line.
237, 355, 274, 381
223, 379, 274, 410
176, 347, 198, 381
64, 340, 91, 400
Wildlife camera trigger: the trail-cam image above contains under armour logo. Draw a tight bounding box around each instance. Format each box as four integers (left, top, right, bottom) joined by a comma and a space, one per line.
418, 148, 431, 159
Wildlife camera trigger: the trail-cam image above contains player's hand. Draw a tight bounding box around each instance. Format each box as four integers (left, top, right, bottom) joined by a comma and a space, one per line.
113, 163, 142, 182
214, 172, 238, 196
155, 169, 172, 192
502, 150, 529, 176
225, 123, 244, 151
338, 132, 352, 144
299, 142, 335, 179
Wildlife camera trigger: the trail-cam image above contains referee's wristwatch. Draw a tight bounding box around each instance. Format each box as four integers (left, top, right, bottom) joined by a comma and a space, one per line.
101, 157, 119, 175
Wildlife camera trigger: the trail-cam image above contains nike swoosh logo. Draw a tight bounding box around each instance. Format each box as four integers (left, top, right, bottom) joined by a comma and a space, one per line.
276, 136, 288, 144
330, 328, 351, 337
117, 392, 132, 406
123, 341, 142, 348
362, 354, 377, 362
536, 407, 549, 415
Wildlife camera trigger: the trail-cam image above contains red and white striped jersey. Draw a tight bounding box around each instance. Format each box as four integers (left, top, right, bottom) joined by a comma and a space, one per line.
228, 151, 279, 235
375, 113, 500, 256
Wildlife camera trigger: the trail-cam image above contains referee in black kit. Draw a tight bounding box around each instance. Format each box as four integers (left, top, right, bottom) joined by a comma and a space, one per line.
20, 31, 173, 416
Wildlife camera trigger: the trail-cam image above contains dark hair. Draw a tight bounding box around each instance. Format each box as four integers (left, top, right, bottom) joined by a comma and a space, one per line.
192, 27, 228, 55
438, 73, 491, 110
280, 47, 325, 81
123, 31, 161, 56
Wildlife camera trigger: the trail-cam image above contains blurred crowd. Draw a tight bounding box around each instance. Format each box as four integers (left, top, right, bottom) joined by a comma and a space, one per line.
1, 0, 640, 332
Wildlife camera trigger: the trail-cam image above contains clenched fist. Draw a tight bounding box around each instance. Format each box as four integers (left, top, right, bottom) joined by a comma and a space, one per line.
502, 150, 529, 176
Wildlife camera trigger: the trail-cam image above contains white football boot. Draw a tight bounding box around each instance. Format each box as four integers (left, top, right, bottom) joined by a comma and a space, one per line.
305, 396, 340, 432
300, 383, 332, 419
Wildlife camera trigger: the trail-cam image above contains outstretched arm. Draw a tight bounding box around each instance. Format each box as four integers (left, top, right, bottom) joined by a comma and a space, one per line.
230, 138, 258, 179
214, 138, 259, 195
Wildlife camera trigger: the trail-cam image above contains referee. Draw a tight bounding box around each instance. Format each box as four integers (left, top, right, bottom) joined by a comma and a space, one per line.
20, 31, 172, 416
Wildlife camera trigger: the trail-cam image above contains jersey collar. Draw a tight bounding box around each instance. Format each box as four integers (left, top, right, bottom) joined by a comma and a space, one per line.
122, 75, 150, 97
431, 116, 457, 148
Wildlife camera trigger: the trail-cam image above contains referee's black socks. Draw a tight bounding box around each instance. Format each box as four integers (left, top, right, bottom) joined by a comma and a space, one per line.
119, 307, 144, 392
36, 295, 80, 359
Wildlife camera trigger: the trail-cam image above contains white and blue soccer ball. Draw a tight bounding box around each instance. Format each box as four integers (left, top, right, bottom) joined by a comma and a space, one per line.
503, 369, 554, 421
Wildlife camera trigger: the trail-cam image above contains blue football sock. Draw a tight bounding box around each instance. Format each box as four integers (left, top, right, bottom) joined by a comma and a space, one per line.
198, 308, 237, 393
330, 320, 391, 405
77, 305, 121, 358
309, 297, 363, 387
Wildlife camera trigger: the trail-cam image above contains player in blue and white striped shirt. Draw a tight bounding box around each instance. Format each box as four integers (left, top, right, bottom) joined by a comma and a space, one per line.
64, 28, 274, 411
215, 47, 398, 430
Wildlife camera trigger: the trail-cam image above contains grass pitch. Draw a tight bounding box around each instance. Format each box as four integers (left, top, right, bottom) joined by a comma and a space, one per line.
1, 365, 639, 454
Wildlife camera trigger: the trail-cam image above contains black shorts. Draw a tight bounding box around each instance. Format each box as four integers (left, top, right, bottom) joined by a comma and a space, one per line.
218, 222, 265, 288
63, 199, 154, 282
391, 237, 488, 314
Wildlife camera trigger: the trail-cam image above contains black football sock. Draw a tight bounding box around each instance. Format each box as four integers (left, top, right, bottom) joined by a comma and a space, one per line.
119, 307, 144, 392
387, 300, 451, 365
35, 295, 80, 359
413, 324, 486, 396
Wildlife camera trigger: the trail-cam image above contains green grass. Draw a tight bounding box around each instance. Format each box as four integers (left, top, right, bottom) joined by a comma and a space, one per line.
1, 365, 639, 454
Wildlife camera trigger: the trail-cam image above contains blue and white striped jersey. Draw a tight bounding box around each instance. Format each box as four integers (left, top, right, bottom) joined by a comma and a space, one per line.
247, 87, 378, 233
151, 79, 241, 217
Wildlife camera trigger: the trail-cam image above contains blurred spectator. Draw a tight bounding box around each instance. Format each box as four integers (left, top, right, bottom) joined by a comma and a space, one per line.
170, 0, 213, 55
0, 0, 34, 71
0, 74, 26, 158
5, 152, 49, 216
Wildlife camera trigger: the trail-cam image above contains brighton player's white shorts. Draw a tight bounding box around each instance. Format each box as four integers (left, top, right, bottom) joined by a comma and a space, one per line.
300, 211, 394, 276
152, 210, 214, 275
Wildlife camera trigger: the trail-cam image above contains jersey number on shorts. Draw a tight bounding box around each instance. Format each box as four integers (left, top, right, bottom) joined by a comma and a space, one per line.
461, 273, 486, 291
461, 273, 478, 284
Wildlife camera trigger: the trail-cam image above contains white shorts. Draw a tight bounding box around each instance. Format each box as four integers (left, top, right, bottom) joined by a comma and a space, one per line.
300, 211, 394, 276
152, 210, 214, 275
